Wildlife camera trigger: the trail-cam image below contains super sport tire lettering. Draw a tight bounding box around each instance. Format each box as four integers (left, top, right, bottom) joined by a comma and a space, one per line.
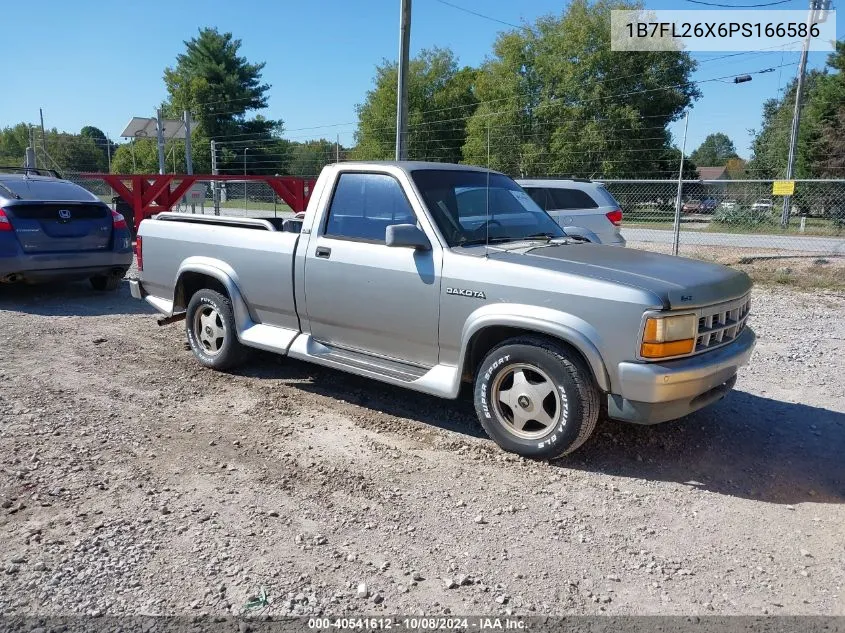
472, 336, 600, 459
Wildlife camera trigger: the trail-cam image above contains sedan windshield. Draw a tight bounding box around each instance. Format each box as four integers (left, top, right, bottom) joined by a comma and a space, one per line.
410, 169, 566, 247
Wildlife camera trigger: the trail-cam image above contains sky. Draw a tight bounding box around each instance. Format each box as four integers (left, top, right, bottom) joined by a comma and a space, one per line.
2, 0, 842, 161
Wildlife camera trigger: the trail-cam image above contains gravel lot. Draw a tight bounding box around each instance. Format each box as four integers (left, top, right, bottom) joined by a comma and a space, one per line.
0, 270, 843, 618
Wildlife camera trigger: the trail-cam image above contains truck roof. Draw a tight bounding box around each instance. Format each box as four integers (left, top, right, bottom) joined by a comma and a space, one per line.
333, 161, 502, 175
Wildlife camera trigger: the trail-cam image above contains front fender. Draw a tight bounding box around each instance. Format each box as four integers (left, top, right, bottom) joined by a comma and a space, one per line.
459, 303, 611, 392
173, 257, 254, 335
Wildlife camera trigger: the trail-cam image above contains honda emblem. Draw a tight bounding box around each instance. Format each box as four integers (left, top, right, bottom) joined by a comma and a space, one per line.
58, 209, 71, 220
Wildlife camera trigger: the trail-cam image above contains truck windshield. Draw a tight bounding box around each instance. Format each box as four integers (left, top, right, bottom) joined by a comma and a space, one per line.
410, 169, 566, 247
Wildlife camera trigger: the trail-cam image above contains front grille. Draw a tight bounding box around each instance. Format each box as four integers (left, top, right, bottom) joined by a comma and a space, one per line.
695, 294, 751, 353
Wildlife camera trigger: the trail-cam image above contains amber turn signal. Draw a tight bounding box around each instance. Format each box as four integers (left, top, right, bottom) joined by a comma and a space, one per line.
641, 339, 696, 358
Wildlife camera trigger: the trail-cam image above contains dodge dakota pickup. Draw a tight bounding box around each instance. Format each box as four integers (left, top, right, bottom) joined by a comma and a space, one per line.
131, 162, 756, 458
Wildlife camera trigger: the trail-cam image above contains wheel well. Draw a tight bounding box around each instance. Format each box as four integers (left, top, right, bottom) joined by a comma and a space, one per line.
462, 326, 597, 385
174, 272, 228, 312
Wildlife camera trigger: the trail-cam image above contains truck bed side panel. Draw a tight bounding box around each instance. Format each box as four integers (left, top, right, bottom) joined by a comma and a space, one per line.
140, 220, 299, 330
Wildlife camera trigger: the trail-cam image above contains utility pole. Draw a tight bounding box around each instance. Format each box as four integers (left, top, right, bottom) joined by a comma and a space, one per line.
105, 135, 112, 173
781, 0, 830, 227
336, 134, 340, 163
39, 108, 48, 165
211, 140, 220, 215
28, 126, 37, 168
155, 108, 166, 175
672, 111, 690, 257
183, 111, 193, 175
395, 0, 412, 160
183, 111, 194, 212
243, 148, 249, 211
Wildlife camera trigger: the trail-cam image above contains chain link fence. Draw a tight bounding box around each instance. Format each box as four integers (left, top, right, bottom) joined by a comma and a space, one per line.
602, 179, 845, 257
62, 171, 845, 258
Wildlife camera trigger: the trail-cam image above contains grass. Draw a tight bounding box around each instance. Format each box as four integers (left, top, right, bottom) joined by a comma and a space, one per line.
704, 218, 842, 237
628, 241, 845, 292
621, 214, 843, 237
218, 199, 292, 213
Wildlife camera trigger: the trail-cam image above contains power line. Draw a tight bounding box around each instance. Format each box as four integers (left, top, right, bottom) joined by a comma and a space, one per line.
433, 0, 523, 29
683, 0, 795, 6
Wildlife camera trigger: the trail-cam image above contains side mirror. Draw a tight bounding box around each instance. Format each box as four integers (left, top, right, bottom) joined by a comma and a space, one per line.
385, 224, 431, 251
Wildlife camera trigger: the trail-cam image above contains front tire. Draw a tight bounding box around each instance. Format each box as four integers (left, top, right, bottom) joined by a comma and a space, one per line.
185, 289, 249, 371
474, 336, 600, 459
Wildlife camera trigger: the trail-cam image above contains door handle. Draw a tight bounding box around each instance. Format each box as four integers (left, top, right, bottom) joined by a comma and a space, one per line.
315, 246, 332, 259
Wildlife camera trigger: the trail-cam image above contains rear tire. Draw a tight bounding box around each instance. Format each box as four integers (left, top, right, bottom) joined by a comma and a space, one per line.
185, 289, 250, 371
473, 336, 601, 459
90, 274, 122, 291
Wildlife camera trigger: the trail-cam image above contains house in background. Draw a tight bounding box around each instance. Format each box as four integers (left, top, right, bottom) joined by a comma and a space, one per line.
697, 166, 728, 181
696, 166, 730, 197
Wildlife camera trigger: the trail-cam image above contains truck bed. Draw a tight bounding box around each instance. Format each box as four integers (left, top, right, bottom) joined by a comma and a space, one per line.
140, 213, 302, 332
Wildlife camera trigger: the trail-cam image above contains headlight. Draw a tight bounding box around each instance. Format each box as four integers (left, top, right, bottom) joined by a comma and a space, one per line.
641, 314, 697, 358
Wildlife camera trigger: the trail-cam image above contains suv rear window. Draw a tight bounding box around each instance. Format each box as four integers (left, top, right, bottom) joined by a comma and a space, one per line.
0, 178, 98, 201
592, 186, 621, 208
546, 188, 599, 210
523, 187, 600, 210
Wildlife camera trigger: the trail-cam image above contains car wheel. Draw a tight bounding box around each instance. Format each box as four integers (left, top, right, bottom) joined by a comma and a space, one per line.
90, 274, 122, 291
474, 336, 601, 459
185, 289, 249, 371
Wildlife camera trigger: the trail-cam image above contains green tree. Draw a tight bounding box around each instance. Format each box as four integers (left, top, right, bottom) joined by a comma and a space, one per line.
352, 48, 478, 163
462, 0, 699, 178
689, 133, 739, 167
80, 125, 117, 169
748, 41, 844, 178
162, 27, 283, 174
0, 123, 31, 165
287, 139, 339, 176
807, 41, 845, 177
44, 130, 107, 172
747, 72, 826, 178
0, 123, 111, 173
110, 137, 206, 174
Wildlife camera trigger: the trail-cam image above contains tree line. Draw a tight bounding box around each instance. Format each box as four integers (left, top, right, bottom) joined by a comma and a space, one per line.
1, 0, 842, 180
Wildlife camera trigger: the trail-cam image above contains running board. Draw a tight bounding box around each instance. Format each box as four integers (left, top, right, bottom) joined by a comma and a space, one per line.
286, 335, 460, 399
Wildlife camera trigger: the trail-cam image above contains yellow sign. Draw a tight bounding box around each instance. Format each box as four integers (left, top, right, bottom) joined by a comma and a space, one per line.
772, 180, 795, 196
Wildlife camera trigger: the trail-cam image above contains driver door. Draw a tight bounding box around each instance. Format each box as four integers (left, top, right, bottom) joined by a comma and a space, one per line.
303, 171, 442, 367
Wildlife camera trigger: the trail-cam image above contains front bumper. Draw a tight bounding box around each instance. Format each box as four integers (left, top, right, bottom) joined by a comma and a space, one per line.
608, 326, 756, 424
129, 278, 144, 300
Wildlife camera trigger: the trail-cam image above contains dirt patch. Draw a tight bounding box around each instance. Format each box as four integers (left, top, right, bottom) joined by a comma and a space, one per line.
0, 277, 843, 618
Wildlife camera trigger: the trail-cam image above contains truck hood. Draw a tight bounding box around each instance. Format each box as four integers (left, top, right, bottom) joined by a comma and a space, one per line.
481, 242, 752, 309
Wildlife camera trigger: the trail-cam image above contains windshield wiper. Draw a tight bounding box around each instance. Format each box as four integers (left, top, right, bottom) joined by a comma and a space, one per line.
522, 232, 558, 241
459, 233, 563, 247
459, 236, 517, 247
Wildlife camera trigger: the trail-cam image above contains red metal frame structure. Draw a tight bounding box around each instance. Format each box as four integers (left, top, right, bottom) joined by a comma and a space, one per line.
82, 174, 316, 229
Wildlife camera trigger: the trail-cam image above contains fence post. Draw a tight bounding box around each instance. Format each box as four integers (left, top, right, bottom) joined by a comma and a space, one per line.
211, 140, 220, 216
672, 111, 690, 257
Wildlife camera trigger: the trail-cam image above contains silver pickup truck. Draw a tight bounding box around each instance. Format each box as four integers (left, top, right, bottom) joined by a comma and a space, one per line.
131, 162, 756, 458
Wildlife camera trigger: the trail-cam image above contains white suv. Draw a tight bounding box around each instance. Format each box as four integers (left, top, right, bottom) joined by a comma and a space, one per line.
517, 179, 626, 246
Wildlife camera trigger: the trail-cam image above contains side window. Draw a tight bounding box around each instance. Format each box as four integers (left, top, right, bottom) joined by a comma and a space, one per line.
325, 173, 416, 242
547, 188, 600, 210
524, 188, 550, 211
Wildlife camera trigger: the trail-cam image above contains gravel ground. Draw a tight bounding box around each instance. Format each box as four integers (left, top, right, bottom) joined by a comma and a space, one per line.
0, 271, 843, 618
